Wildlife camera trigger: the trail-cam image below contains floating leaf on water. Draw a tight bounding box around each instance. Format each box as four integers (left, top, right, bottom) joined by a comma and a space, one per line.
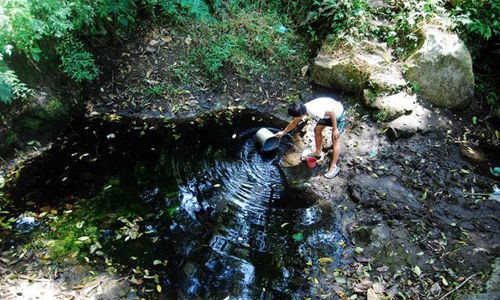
280, 222, 289, 228
318, 257, 333, 264
214, 184, 221, 188
306, 261, 313, 266
232, 134, 237, 139
354, 247, 364, 254
153, 260, 162, 265
472, 116, 477, 125
157, 284, 162, 293
292, 232, 303, 242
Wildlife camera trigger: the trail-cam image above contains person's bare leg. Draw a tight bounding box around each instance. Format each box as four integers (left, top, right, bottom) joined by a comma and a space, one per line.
313, 124, 326, 157
326, 134, 341, 176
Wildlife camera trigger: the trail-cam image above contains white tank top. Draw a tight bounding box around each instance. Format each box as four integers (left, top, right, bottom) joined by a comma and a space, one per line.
304, 97, 344, 121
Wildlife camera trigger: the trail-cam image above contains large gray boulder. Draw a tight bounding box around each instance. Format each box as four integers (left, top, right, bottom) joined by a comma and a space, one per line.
311, 41, 396, 94
404, 26, 474, 108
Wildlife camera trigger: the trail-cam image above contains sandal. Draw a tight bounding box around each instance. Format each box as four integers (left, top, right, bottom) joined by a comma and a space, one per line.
324, 167, 340, 179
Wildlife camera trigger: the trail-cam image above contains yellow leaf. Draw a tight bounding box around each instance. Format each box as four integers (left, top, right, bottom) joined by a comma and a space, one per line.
280, 222, 289, 228
306, 261, 313, 266
157, 285, 162, 293
318, 257, 333, 264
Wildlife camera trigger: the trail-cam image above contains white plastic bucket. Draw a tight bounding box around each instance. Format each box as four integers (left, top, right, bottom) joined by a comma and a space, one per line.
256, 128, 279, 151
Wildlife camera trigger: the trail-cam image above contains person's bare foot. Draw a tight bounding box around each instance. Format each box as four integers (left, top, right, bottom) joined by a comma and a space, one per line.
324, 166, 340, 179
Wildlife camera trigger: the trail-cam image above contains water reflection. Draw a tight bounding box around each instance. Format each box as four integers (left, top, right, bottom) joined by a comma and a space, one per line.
9, 110, 347, 299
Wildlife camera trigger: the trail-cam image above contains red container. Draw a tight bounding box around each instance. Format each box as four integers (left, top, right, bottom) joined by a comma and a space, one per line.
307, 157, 317, 168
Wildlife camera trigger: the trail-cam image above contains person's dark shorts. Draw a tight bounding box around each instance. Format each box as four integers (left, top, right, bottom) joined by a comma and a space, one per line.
317, 112, 347, 134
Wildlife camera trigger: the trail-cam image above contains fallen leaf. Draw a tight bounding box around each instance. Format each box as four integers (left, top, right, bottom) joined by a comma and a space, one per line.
130, 277, 144, 285
318, 257, 333, 264
353, 279, 373, 293
184, 36, 192, 45
157, 284, 162, 293
430, 282, 441, 295
367, 288, 378, 300
414, 265, 421, 276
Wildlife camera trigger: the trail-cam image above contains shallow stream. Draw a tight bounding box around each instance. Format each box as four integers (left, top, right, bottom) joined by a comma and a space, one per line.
7, 110, 348, 299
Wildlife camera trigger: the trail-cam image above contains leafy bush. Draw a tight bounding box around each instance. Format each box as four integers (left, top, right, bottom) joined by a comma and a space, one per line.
0, 60, 32, 104
451, 0, 499, 54
0, 0, 144, 103
186, 2, 306, 80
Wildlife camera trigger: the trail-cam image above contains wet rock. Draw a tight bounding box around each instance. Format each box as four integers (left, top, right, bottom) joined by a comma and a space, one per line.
14, 216, 39, 233
348, 174, 422, 219
404, 25, 474, 108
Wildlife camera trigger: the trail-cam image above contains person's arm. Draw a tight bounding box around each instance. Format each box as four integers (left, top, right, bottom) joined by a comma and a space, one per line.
325, 110, 339, 139
275, 117, 302, 138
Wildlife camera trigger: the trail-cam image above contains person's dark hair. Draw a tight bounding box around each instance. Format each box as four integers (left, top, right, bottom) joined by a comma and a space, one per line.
288, 101, 306, 117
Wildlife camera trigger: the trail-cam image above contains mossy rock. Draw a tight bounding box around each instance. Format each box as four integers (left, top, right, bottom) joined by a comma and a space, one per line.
311, 53, 370, 94
404, 26, 474, 108
311, 41, 398, 95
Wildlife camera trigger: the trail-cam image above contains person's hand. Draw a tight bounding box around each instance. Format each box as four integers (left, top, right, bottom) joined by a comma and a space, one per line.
275, 131, 285, 138
332, 128, 339, 140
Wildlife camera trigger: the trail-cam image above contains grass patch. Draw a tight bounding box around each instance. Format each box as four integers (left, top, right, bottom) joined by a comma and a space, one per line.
166, 2, 307, 82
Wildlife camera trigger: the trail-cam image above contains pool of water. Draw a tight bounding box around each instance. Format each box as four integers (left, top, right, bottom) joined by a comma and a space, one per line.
7, 110, 347, 299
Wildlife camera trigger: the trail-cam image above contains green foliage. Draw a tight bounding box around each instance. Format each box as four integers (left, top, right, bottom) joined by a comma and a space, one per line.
146, 84, 164, 96
159, 0, 213, 21
187, 2, 306, 80
451, 0, 499, 50
0, 0, 143, 100
303, 0, 372, 46
56, 38, 99, 82
0, 61, 33, 104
